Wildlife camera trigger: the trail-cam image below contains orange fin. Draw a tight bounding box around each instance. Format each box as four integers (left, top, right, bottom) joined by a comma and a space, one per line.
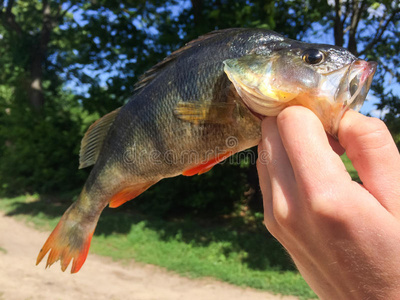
182, 151, 233, 176
109, 182, 155, 208
36, 209, 95, 273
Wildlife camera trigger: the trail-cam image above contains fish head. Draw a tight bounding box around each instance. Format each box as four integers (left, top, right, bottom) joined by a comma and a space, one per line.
224, 44, 377, 137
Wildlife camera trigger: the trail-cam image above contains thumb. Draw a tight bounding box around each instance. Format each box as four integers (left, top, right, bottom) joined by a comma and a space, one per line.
338, 110, 400, 216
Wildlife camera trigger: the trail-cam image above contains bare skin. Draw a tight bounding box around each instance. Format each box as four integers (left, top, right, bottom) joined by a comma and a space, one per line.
257, 106, 400, 299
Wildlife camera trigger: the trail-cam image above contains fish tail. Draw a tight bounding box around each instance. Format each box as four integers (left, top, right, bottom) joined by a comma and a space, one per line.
36, 188, 104, 273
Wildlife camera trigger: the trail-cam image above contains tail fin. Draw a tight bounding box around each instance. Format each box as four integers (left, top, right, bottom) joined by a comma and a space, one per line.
36, 202, 99, 273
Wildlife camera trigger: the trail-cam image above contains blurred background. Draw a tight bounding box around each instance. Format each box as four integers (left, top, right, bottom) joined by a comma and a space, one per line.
0, 1, 399, 298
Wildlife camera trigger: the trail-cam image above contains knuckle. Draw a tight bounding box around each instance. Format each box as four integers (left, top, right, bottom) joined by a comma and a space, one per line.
304, 187, 356, 225
301, 186, 342, 217
263, 199, 297, 235
271, 201, 298, 232
350, 118, 391, 151
366, 117, 387, 131
360, 118, 388, 138
308, 198, 338, 219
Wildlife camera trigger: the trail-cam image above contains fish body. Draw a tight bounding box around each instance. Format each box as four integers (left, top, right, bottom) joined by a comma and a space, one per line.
37, 28, 376, 273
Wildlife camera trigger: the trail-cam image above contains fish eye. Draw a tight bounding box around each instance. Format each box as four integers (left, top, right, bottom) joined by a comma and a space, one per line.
302, 49, 324, 65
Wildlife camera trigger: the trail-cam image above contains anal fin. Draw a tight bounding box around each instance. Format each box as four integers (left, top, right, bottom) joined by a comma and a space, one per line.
109, 181, 156, 208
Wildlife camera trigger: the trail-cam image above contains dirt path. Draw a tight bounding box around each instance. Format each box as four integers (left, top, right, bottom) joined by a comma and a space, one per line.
0, 212, 297, 300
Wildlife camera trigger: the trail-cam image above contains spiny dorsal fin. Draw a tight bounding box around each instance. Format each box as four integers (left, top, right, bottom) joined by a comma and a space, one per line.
79, 107, 121, 169
134, 29, 247, 92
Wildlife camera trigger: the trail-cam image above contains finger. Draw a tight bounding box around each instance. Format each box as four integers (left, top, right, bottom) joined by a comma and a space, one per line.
276, 106, 351, 199
338, 110, 400, 215
259, 117, 297, 219
327, 134, 345, 156
256, 149, 273, 223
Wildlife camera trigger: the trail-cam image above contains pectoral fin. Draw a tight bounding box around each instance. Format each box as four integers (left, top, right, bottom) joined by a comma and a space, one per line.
174, 102, 235, 124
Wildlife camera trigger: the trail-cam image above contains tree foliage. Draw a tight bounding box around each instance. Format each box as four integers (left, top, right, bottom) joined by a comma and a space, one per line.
0, 0, 398, 213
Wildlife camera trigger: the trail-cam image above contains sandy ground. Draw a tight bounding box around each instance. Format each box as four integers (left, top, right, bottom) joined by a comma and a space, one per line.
0, 211, 297, 300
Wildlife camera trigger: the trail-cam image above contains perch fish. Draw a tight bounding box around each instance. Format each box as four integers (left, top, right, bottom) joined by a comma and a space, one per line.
36, 28, 377, 273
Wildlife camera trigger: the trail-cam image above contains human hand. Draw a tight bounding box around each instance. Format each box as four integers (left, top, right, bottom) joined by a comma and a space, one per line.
257, 106, 400, 299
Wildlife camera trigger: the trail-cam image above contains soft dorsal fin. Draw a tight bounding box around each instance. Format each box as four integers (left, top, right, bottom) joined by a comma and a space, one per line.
79, 107, 121, 169
134, 29, 246, 92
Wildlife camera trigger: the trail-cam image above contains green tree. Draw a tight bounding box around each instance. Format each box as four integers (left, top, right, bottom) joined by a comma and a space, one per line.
0, 1, 157, 194
0, 0, 74, 110
0, 1, 86, 194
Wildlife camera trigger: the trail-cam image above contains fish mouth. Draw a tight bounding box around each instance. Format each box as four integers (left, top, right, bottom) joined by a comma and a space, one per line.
334, 60, 377, 111
325, 60, 377, 136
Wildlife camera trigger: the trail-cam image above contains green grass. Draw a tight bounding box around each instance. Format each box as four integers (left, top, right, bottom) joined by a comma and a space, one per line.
0, 156, 359, 299
0, 194, 315, 299
341, 153, 360, 182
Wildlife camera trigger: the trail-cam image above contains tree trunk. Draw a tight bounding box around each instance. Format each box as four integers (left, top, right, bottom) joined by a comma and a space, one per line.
28, 0, 52, 111
347, 0, 366, 56
29, 54, 45, 110
190, 0, 203, 26
333, 0, 344, 47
